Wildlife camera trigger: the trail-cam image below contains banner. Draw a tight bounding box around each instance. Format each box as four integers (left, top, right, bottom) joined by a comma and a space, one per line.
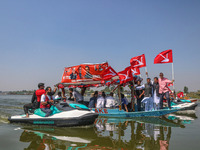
154, 49, 173, 64
61, 62, 108, 84
130, 54, 146, 68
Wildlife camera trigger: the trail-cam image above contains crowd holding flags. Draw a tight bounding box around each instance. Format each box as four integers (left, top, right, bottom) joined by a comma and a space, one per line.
60, 49, 176, 111
61, 49, 175, 92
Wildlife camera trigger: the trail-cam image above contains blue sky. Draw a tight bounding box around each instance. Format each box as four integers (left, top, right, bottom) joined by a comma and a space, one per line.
0, 0, 200, 91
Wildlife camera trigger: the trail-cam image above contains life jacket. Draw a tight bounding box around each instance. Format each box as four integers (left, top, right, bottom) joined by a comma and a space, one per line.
40, 94, 52, 109
35, 89, 45, 102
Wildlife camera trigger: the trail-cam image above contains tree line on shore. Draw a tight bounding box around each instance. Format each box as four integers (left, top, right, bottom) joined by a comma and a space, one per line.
0, 86, 199, 99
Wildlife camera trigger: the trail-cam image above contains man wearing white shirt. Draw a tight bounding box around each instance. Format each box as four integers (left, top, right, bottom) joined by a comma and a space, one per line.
96, 92, 106, 108
40, 87, 55, 117
105, 92, 116, 108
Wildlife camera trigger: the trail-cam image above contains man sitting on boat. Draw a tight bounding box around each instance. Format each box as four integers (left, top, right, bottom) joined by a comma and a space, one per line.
105, 92, 116, 108
96, 91, 106, 108
55, 92, 62, 100
121, 94, 129, 112
88, 91, 98, 108
68, 92, 75, 101
23, 83, 45, 118
69, 88, 84, 104
40, 87, 55, 117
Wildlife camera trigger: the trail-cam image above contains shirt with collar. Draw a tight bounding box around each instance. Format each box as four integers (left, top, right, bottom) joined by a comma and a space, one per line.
158, 77, 172, 94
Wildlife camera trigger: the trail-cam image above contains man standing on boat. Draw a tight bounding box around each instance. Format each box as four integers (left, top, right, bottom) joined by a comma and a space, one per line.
40, 87, 54, 117
159, 73, 174, 109
153, 77, 160, 110
23, 83, 45, 118
142, 78, 154, 111
135, 80, 145, 111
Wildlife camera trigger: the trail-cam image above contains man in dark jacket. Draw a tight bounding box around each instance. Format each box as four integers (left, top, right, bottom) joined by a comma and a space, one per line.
145, 78, 153, 97
143, 78, 154, 111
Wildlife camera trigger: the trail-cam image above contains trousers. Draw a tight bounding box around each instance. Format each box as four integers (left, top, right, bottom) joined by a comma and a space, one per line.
41, 108, 52, 117
159, 91, 171, 109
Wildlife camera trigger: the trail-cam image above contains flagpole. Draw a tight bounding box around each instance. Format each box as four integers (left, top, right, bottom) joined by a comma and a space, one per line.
172, 62, 175, 90
118, 85, 122, 111
145, 67, 148, 78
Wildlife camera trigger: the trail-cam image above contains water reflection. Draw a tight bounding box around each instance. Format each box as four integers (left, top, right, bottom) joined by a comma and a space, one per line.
19, 113, 197, 150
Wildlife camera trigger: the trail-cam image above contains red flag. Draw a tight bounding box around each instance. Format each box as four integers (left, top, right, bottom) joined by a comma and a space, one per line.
101, 66, 118, 80
177, 92, 184, 98
168, 83, 173, 87
130, 54, 146, 68
154, 49, 173, 64
131, 67, 140, 75
118, 66, 133, 84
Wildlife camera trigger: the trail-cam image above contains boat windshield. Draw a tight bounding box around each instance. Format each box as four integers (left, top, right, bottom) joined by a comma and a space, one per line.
54, 103, 75, 111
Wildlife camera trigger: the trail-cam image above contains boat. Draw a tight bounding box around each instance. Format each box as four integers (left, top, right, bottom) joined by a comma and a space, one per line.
91, 108, 179, 118
8, 102, 98, 127
180, 99, 198, 103
170, 100, 198, 111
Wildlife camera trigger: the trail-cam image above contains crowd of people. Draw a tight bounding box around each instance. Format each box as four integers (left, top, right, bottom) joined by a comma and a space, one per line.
23, 72, 174, 117
135, 72, 174, 112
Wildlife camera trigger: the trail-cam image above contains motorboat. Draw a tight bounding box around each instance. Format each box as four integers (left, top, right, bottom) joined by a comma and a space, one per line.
8, 101, 98, 127
171, 100, 198, 111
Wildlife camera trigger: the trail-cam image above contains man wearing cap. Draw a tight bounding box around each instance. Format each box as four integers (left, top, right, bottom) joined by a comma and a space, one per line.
23, 83, 45, 117
158, 73, 174, 109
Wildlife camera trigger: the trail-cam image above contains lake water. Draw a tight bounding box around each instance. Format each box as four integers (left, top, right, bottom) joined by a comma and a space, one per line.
0, 95, 199, 150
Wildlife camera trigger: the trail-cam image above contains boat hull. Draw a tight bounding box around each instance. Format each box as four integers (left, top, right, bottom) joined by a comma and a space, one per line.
91, 108, 179, 117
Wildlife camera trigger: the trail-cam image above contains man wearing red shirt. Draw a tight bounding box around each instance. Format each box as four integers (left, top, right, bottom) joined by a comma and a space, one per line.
159, 73, 174, 109
23, 83, 45, 117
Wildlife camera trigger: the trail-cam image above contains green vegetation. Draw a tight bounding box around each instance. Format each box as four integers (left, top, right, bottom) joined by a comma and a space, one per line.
187, 90, 200, 99
184, 86, 189, 94
7, 90, 34, 95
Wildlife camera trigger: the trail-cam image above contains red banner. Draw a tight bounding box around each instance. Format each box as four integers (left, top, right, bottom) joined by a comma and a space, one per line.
130, 54, 146, 68
154, 49, 173, 64
61, 62, 108, 84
